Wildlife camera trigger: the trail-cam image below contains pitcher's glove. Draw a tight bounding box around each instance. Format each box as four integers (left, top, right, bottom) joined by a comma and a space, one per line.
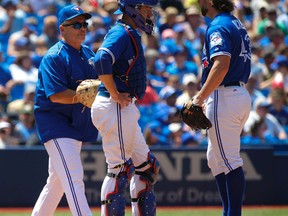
75, 79, 101, 108
180, 101, 212, 131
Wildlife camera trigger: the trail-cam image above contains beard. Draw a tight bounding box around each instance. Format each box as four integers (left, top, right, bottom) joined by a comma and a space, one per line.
201, 7, 208, 16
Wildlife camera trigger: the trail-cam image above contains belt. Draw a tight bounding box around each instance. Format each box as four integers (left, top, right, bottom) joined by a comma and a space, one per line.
223, 81, 241, 87
97, 91, 137, 104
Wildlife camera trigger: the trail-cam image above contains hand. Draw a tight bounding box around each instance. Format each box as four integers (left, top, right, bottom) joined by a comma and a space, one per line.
186, 97, 207, 112
111, 93, 132, 108
191, 97, 203, 107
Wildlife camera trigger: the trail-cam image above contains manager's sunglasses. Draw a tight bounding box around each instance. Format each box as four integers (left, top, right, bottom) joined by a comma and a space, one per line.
62, 22, 88, 29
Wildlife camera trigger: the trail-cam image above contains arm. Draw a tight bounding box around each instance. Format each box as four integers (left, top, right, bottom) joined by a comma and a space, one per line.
94, 49, 131, 108
49, 89, 79, 104
98, 74, 131, 108
0, 8, 15, 34
192, 55, 230, 106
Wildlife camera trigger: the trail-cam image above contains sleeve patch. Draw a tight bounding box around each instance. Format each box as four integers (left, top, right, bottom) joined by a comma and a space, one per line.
210, 32, 223, 48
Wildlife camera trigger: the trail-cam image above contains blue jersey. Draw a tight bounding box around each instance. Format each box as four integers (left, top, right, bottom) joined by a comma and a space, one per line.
34, 40, 98, 144
94, 20, 147, 99
201, 13, 251, 86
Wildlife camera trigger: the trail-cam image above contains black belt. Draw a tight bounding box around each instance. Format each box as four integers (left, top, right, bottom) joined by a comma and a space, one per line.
223, 81, 241, 87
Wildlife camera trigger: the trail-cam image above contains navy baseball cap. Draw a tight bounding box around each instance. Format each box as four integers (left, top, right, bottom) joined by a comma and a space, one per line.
58, 5, 92, 25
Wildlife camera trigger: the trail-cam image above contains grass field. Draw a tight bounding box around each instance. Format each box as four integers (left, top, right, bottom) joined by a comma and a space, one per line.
1, 206, 288, 216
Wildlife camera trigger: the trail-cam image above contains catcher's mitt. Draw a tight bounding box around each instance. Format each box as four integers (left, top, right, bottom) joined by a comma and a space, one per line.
180, 101, 212, 131
75, 79, 101, 108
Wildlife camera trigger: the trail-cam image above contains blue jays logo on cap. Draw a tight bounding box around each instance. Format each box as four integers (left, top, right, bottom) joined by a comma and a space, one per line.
58, 4, 92, 25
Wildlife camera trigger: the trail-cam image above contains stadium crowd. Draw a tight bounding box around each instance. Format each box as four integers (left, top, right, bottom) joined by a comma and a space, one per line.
0, 0, 288, 148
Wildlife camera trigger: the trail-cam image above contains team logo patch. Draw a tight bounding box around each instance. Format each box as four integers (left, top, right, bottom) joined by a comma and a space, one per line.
72, 6, 80, 11
210, 32, 223, 48
202, 58, 209, 68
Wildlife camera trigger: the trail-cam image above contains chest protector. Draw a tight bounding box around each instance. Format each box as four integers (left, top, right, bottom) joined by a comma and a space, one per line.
113, 24, 147, 100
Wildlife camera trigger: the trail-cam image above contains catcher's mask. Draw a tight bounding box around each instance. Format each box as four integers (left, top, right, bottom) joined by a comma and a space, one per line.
115, 0, 159, 35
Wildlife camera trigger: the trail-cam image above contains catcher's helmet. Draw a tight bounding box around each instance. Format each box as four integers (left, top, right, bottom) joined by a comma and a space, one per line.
118, 0, 158, 6
115, 0, 159, 35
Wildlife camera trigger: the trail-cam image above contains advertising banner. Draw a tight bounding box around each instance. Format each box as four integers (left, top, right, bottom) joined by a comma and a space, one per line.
0, 146, 287, 207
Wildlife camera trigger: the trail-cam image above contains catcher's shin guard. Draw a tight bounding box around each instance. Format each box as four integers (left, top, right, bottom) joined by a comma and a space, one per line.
101, 158, 135, 216
131, 152, 160, 216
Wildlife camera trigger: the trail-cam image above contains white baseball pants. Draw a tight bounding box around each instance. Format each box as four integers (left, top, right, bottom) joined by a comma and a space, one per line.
31, 138, 92, 216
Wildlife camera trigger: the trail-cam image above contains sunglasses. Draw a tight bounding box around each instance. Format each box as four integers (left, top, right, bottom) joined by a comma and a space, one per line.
62, 22, 88, 29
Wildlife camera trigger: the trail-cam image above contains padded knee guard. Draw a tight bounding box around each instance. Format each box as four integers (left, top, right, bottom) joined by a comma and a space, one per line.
132, 152, 160, 216
101, 158, 135, 216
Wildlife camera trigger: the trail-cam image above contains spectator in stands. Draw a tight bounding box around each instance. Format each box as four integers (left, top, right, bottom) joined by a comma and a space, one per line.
168, 121, 204, 148
258, 23, 285, 51
31, 37, 48, 68
167, 122, 184, 148
251, 0, 269, 35
243, 97, 287, 141
13, 103, 39, 145
0, 45, 12, 111
137, 82, 159, 106
6, 16, 38, 57
7, 51, 38, 102
0, 120, 19, 148
166, 75, 182, 95
0, 0, 25, 33
144, 120, 170, 146
158, 6, 180, 35
260, 49, 276, 88
184, 6, 207, 54
172, 23, 201, 67
241, 118, 269, 144
155, 41, 176, 79
246, 73, 267, 109
277, 1, 288, 31
38, 15, 59, 49
144, 106, 180, 147
142, 34, 159, 51
234, 0, 254, 30
159, 0, 185, 14
0, 0, 26, 54
176, 73, 199, 107
166, 45, 199, 83
271, 55, 288, 92
181, 129, 202, 147
88, 0, 118, 31
6, 83, 35, 116
143, 86, 181, 146
250, 43, 269, 84
23, 0, 58, 17
260, 55, 288, 92
84, 16, 107, 52
257, 6, 288, 36
144, 48, 167, 93
145, 48, 160, 75
159, 85, 179, 108
268, 87, 288, 129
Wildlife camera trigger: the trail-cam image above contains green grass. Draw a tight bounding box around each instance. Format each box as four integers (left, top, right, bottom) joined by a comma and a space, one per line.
1, 207, 288, 216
